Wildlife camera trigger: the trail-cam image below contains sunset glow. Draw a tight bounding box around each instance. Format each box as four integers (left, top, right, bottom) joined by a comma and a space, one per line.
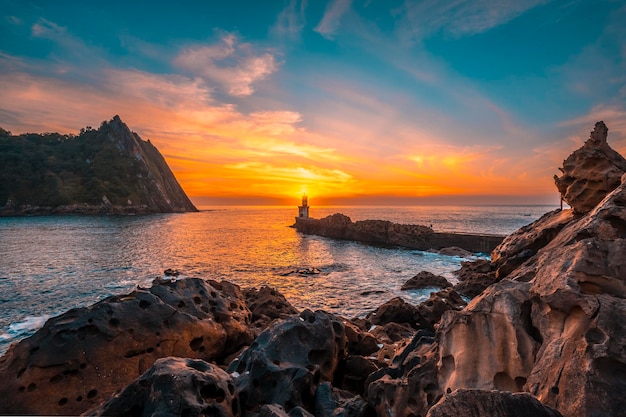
1, 1, 625, 205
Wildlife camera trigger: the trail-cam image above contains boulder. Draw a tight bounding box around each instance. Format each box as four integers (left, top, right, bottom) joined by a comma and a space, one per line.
229, 310, 347, 413
554, 121, 626, 214
243, 286, 299, 336
437, 246, 474, 257
366, 297, 424, 328
401, 271, 452, 291
88, 357, 238, 417
0, 278, 253, 415
425, 389, 563, 417
452, 259, 498, 298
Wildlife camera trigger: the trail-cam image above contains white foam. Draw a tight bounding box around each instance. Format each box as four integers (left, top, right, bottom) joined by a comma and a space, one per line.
7, 314, 51, 334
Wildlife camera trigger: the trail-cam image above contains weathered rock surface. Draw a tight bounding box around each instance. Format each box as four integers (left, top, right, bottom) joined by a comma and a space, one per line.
88, 357, 239, 417
294, 214, 503, 253
228, 310, 347, 413
401, 271, 452, 291
0, 278, 253, 415
554, 121, 626, 214
362, 123, 626, 417
416, 288, 467, 329
314, 382, 375, 417
426, 389, 563, 417
243, 286, 299, 336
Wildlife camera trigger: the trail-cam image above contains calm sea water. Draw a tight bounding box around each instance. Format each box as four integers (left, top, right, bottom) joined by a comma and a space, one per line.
0, 205, 555, 354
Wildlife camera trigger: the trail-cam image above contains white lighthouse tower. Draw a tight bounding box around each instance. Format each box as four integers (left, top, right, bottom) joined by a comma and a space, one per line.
298, 194, 310, 219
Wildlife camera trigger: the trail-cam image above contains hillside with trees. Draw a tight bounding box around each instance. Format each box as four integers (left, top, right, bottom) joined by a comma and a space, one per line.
0, 116, 197, 215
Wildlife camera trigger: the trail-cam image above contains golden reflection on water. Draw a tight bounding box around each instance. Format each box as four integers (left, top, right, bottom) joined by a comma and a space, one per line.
0, 205, 551, 353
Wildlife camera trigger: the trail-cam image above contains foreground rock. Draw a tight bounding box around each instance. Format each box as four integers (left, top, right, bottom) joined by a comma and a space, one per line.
426, 389, 563, 417
294, 214, 503, 253
243, 285, 299, 336
554, 120, 626, 213
0, 278, 253, 415
89, 357, 238, 417
229, 309, 347, 413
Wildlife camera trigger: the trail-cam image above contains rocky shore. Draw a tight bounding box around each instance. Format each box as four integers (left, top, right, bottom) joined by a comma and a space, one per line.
294, 215, 504, 253
0, 121, 625, 417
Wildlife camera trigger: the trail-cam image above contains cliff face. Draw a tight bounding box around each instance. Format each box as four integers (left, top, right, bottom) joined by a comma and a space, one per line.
0, 115, 197, 215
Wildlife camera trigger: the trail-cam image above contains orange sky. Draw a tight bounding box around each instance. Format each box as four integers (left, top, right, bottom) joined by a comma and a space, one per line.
1, 2, 625, 206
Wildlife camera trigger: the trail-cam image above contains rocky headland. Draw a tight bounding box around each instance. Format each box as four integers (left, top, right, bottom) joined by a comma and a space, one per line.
0, 121, 624, 417
294, 215, 504, 254
0, 116, 197, 215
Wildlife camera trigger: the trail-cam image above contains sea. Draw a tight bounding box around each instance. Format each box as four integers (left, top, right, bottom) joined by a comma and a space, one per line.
0, 205, 556, 355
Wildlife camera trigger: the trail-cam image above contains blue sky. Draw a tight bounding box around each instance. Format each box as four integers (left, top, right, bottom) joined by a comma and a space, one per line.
1, 0, 625, 204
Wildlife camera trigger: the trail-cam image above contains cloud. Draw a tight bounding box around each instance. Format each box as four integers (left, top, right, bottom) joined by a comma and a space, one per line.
314, 0, 352, 39
272, 0, 307, 40
174, 33, 280, 96
30, 18, 105, 66
397, 0, 549, 43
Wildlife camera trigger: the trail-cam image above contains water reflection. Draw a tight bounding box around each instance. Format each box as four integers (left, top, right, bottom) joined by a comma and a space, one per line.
0, 205, 553, 353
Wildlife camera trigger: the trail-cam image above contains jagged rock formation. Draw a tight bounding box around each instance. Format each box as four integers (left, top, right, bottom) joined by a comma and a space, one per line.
554, 121, 626, 213
0, 115, 197, 215
294, 214, 503, 253
0, 278, 252, 415
367, 122, 626, 417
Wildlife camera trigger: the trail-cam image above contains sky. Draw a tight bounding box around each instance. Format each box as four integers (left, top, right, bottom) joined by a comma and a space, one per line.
1, 0, 625, 206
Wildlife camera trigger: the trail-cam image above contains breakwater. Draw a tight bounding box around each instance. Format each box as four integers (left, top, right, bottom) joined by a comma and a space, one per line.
294, 213, 504, 253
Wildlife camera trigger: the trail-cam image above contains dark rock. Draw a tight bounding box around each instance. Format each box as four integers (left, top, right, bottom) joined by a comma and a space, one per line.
367, 331, 440, 417
164, 268, 181, 276
366, 297, 424, 328
88, 357, 239, 417
228, 310, 347, 413
401, 271, 452, 291
416, 288, 466, 328
338, 355, 379, 395
0, 278, 253, 415
243, 286, 299, 336
437, 246, 473, 257
314, 382, 375, 417
425, 389, 563, 417
343, 320, 380, 356
452, 259, 498, 298
554, 121, 626, 214
369, 322, 415, 344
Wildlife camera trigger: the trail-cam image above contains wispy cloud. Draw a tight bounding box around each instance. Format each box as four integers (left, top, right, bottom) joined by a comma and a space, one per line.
174, 33, 280, 96
314, 0, 352, 40
272, 0, 307, 41
397, 0, 549, 43
30, 18, 106, 67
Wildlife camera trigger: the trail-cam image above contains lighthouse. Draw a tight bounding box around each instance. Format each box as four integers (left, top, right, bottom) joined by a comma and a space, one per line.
297, 194, 310, 219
